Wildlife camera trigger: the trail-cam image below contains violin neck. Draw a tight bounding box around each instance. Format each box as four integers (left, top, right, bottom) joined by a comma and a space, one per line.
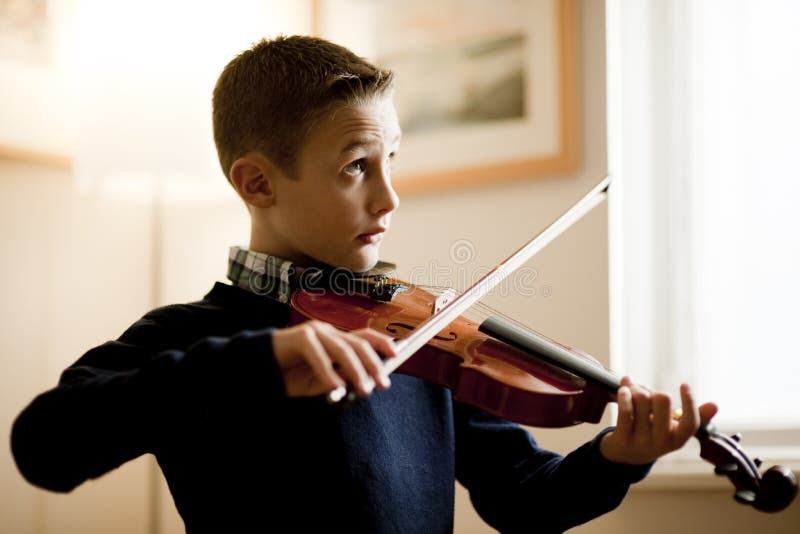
478, 316, 621, 393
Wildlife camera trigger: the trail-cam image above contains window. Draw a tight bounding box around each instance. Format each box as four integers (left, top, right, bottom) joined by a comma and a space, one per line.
607, 0, 800, 440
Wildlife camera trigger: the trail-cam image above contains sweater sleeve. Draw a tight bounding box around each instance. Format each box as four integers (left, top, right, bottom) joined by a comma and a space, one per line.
454, 403, 652, 534
9, 311, 287, 493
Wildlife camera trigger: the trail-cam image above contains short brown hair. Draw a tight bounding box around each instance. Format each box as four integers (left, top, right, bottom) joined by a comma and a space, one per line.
212, 35, 394, 181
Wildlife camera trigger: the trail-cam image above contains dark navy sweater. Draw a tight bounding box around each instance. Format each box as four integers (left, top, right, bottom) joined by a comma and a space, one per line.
11, 282, 650, 533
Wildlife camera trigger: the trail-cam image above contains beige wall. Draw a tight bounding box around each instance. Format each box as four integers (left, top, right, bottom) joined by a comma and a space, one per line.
0, 161, 155, 534
2, 0, 798, 533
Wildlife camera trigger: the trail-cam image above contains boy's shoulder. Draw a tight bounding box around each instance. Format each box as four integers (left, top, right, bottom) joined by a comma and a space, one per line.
119, 282, 291, 348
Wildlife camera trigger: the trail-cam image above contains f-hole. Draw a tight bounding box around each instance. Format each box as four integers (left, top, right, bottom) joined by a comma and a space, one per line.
385, 322, 457, 341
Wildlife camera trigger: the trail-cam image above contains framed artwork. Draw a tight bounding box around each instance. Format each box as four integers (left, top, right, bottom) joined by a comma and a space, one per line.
313, 0, 579, 194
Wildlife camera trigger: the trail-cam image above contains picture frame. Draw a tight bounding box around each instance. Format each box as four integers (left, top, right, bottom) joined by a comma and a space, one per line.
313, 0, 579, 194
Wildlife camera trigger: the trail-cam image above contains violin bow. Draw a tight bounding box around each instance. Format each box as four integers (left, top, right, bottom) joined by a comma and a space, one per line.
327, 176, 609, 403
382, 175, 611, 374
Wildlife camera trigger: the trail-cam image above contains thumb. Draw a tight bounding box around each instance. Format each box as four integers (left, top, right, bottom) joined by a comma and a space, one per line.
698, 402, 718, 425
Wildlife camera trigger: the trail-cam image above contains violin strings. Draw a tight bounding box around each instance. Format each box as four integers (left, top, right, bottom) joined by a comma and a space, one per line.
416, 284, 548, 330
416, 284, 615, 375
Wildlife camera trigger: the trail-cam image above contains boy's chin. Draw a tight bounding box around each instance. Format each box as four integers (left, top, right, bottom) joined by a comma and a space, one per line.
346, 258, 378, 274
343, 251, 380, 274
305, 244, 381, 273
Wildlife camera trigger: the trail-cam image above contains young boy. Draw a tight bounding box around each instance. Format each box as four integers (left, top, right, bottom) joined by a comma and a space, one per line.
11, 35, 717, 533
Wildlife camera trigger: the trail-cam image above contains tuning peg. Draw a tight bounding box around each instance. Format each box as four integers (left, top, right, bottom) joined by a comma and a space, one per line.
754, 457, 763, 468
731, 433, 742, 442
735, 489, 757, 504
715, 463, 738, 476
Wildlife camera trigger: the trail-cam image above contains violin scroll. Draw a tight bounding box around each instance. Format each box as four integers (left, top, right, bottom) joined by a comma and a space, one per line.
757, 465, 799, 512
697, 424, 798, 512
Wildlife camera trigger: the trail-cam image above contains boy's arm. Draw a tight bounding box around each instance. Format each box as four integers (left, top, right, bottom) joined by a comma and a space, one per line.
10, 309, 395, 494
454, 404, 652, 534
10, 324, 284, 493
456, 379, 716, 533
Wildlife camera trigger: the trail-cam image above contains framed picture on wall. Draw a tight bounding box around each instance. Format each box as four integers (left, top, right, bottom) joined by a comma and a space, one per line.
313, 0, 579, 194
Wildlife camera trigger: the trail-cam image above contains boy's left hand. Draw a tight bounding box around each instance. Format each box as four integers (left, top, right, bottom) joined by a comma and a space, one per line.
599, 376, 719, 465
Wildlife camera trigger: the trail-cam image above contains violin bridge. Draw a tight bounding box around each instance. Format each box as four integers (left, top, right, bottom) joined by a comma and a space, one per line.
432, 288, 458, 315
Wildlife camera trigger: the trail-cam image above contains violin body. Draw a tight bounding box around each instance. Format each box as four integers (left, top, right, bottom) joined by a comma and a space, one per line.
291, 282, 613, 428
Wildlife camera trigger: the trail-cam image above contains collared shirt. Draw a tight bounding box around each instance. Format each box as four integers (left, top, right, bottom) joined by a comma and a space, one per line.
227, 246, 296, 304
226, 246, 403, 304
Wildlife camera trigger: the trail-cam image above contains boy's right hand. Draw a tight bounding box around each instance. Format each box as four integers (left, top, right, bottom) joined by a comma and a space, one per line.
271, 320, 395, 398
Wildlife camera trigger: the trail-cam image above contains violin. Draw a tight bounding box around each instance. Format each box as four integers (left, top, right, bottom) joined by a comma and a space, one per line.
289, 177, 798, 513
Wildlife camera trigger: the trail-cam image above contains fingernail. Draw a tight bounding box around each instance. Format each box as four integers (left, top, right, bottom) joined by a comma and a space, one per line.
327, 386, 347, 403
380, 374, 391, 388
363, 376, 375, 393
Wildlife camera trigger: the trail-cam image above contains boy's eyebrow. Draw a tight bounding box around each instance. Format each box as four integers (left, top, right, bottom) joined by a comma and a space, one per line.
339, 132, 402, 154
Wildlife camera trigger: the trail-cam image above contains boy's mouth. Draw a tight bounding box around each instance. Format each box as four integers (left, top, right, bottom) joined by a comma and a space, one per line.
357, 228, 386, 244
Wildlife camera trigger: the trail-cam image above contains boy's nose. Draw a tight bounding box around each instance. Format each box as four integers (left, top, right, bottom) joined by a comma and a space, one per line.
370, 170, 400, 216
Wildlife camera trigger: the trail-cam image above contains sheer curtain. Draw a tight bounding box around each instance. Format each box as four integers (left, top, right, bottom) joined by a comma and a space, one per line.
607, 0, 800, 434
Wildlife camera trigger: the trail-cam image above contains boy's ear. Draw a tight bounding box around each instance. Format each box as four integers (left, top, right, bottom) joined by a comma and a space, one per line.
229, 153, 276, 208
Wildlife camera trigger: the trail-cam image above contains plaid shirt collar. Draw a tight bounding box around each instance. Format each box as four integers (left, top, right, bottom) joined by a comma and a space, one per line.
227, 246, 297, 304
227, 246, 405, 304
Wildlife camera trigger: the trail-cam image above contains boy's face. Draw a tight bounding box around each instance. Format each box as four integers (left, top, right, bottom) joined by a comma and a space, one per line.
265, 95, 401, 272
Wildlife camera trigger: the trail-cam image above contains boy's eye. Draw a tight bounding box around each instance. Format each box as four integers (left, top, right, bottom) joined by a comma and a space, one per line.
344, 159, 365, 176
